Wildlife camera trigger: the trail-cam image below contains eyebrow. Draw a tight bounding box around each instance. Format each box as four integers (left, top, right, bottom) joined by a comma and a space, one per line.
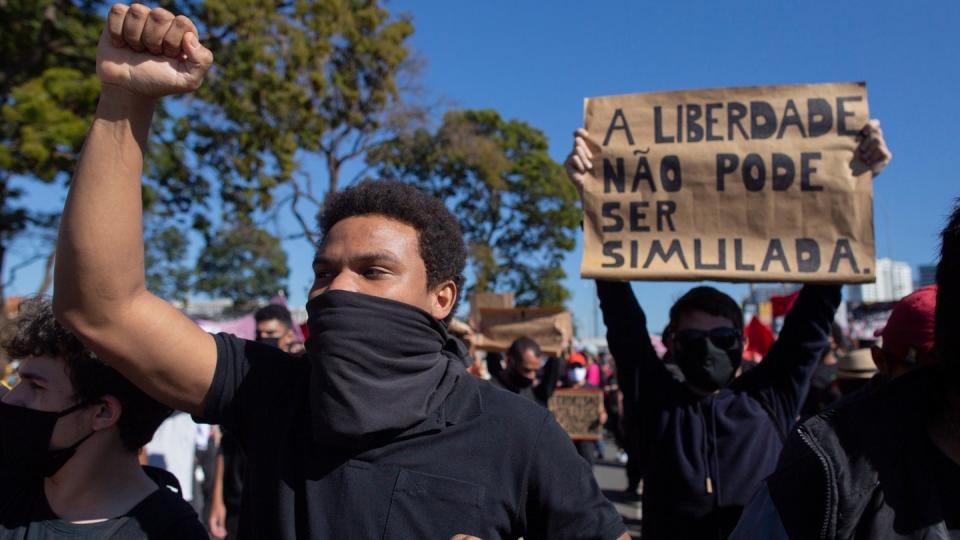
18, 371, 48, 384
313, 251, 404, 268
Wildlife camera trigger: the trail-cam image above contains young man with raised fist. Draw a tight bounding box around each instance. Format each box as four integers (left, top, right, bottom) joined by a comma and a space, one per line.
53, 5, 629, 539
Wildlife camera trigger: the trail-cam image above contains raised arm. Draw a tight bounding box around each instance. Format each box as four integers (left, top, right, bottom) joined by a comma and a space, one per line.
564, 129, 672, 405
54, 3, 215, 414
736, 285, 841, 428
595, 281, 672, 403
735, 119, 890, 424
534, 356, 561, 404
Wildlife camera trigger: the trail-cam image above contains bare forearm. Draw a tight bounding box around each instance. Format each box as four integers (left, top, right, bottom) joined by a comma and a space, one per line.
55, 85, 156, 323
212, 452, 225, 505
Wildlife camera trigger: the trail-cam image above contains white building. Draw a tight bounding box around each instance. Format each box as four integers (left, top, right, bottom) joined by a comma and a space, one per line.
847, 258, 914, 304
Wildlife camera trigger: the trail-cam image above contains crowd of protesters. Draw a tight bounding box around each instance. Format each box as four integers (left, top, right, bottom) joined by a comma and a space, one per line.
0, 3, 956, 539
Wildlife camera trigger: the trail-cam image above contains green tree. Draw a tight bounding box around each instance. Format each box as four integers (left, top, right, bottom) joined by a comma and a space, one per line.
187, 0, 421, 244
0, 0, 101, 303
144, 220, 193, 304
194, 224, 289, 310
370, 109, 581, 307
0, 0, 207, 305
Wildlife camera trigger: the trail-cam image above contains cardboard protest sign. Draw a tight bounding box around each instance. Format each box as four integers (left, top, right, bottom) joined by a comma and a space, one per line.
469, 292, 516, 311
548, 389, 604, 441
581, 82, 875, 283
474, 307, 572, 357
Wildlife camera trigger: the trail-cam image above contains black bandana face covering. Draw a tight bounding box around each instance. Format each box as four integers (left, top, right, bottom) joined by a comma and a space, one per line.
256, 336, 281, 349
0, 401, 95, 477
306, 290, 465, 449
674, 333, 743, 393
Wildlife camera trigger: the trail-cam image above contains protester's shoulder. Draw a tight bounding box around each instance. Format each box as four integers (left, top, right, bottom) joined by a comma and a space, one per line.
119, 486, 207, 540
475, 377, 551, 428
810, 368, 929, 441
766, 368, 934, 539
776, 369, 930, 481
212, 331, 305, 371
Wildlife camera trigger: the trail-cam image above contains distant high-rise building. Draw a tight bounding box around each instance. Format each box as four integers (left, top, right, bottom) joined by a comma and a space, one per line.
847, 258, 914, 304
918, 264, 937, 287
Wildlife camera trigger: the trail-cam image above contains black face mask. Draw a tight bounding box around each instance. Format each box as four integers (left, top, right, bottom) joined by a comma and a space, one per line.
256, 336, 281, 349
0, 401, 95, 477
306, 291, 465, 449
512, 372, 534, 389
674, 329, 743, 393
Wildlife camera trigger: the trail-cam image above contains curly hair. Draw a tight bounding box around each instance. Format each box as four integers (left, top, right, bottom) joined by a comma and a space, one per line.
2, 298, 171, 451
319, 181, 467, 322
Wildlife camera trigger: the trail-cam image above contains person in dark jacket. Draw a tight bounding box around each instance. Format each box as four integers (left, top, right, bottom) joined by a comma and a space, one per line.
730, 201, 960, 539
565, 122, 891, 539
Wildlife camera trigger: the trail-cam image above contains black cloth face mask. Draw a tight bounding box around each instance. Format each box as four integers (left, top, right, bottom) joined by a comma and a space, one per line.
256, 336, 281, 349
509, 371, 535, 389
674, 328, 743, 393
0, 400, 95, 477
306, 290, 465, 449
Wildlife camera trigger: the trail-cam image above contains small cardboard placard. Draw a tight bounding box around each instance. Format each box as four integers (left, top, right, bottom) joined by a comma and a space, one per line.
474, 307, 572, 357
548, 388, 604, 441
470, 292, 516, 310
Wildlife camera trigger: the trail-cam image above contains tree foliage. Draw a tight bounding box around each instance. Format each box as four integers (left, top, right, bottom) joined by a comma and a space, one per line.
144, 221, 192, 304
0, 0, 208, 305
0, 0, 102, 302
3, 1, 578, 314
188, 0, 420, 243
193, 224, 289, 310
371, 109, 580, 307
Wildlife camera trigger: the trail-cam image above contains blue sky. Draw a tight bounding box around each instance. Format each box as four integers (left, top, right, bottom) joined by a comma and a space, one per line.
8, 0, 959, 335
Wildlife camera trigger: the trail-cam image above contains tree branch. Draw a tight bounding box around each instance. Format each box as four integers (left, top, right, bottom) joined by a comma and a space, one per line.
289, 181, 319, 245
3, 251, 46, 290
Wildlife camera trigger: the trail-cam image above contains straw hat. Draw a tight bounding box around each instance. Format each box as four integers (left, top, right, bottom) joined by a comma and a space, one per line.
837, 348, 877, 380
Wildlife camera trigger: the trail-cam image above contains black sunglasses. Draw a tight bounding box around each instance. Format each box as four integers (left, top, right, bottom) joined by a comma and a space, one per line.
675, 327, 741, 350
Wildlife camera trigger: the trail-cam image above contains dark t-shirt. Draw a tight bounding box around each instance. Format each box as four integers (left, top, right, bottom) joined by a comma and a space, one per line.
0, 468, 207, 539
927, 437, 960, 531
218, 429, 245, 510
195, 333, 626, 539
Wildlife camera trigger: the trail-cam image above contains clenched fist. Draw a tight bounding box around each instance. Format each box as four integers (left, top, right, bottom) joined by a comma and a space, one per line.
97, 3, 213, 98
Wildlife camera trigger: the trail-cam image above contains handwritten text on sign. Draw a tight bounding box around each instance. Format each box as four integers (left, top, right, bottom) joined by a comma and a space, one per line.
580, 82, 875, 283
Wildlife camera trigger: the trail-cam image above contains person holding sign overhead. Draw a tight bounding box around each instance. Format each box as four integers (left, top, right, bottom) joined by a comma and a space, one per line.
487, 336, 561, 407
565, 91, 890, 539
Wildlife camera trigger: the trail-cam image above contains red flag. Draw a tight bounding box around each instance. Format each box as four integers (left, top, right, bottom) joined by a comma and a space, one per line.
770, 291, 800, 317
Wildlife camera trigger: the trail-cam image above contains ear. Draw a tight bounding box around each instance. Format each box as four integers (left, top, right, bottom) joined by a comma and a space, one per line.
665, 332, 676, 356
90, 395, 122, 432
430, 280, 458, 320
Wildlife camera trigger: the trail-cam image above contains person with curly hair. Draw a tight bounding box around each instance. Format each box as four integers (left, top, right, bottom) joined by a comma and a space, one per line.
52, 5, 629, 539
0, 298, 206, 538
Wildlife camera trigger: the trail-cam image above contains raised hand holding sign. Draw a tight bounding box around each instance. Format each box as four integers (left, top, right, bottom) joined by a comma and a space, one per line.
567, 83, 892, 284
97, 3, 213, 98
